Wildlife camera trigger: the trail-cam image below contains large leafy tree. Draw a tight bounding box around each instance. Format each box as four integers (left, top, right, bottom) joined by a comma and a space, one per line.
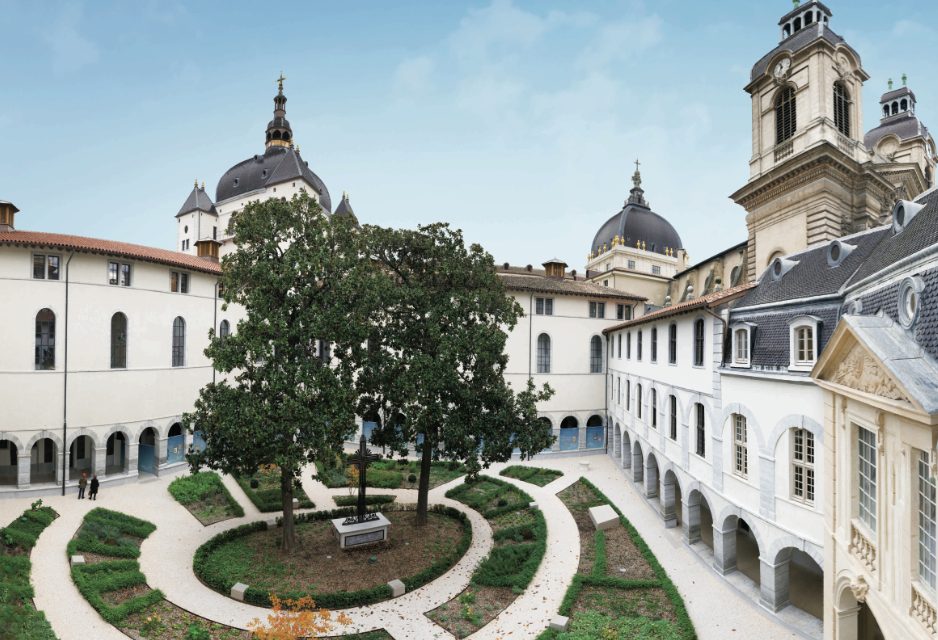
185, 194, 371, 552
357, 223, 554, 525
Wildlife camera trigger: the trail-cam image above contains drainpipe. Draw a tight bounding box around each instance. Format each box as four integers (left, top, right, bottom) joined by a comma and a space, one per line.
527, 293, 533, 377
212, 281, 219, 385
61, 252, 74, 496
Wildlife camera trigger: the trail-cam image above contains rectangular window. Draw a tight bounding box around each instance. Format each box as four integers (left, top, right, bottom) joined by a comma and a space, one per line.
919, 450, 937, 590
796, 326, 815, 364
857, 426, 877, 531
108, 261, 119, 285
626, 380, 631, 412
536, 297, 544, 315
33, 254, 46, 279
617, 377, 621, 404
589, 302, 597, 318
626, 332, 632, 359
120, 264, 132, 287
597, 302, 605, 318
213, 226, 218, 240
47, 255, 60, 280
734, 328, 749, 365
669, 324, 677, 364
651, 327, 658, 362
636, 384, 643, 419
637, 331, 643, 360
792, 428, 815, 504
695, 404, 706, 457
170, 271, 179, 292
734, 414, 748, 477
545, 298, 553, 315
627, 259, 636, 269
617, 334, 622, 359
616, 304, 625, 320
669, 395, 677, 440
603, 280, 609, 287
694, 319, 705, 367
651, 389, 657, 429
181, 273, 189, 294
32, 253, 61, 280
652, 265, 661, 275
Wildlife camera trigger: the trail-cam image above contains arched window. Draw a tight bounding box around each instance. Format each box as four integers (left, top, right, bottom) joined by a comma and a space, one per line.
695, 403, 706, 457
792, 428, 815, 504
651, 389, 658, 428
589, 336, 603, 373
733, 414, 748, 477
776, 86, 797, 144
637, 330, 643, 361
669, 394, 677, 440
636, 384, 643, 419
219, 319, 230, 341
110, 312, 127, 369
172, 317, 186, 367
668, 323, 677, 364
834, 83, 850, 137
901, 98, 909, 112
626, 379, 631, 412
536, 333, 551, 374
651, 327, 658, 362
883, 105, 890, 118
693, 319, 705, 367
892, 102, 899, 116
35, 309, 56, 370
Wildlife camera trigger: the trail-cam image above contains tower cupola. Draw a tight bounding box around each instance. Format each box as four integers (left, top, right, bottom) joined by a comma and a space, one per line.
0, 200, 19, 232
265, 73, 293, 149
878, 76, 916, 120
779, 0, 831, 41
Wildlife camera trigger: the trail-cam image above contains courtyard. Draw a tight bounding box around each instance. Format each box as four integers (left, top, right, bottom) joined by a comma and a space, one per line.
1, 452, 811, 640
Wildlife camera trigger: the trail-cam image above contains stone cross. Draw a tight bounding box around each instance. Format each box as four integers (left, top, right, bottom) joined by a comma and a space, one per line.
347, 434, 380, 524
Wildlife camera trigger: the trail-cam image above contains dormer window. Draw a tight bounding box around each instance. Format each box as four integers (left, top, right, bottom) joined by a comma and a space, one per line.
789, 316, 820, 371
731, 323, 754, 368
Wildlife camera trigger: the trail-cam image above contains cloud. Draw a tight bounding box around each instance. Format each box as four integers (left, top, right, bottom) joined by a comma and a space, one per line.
449, 0, 552, 64
393, 56, 434, 96
40, 2, 99, 74
576, 16, 663, 70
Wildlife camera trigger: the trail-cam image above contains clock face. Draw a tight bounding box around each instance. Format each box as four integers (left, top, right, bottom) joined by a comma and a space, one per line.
773, 58, 791, 78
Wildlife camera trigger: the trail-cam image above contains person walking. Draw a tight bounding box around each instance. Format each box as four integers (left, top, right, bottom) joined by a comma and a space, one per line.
78, 472, 88, 499
89, 474, 99, 501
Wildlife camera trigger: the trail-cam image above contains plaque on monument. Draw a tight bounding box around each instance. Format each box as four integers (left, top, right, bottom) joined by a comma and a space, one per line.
331, 434, 391, 549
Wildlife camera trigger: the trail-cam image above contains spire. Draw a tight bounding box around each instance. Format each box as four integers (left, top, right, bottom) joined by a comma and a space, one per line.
627, 159, 649, 207
265, 72, 294, 149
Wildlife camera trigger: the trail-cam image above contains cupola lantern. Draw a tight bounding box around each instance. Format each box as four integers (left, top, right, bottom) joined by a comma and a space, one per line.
195, 238, 221, 262
542, 258, 568, 279
0, 200, 20, 232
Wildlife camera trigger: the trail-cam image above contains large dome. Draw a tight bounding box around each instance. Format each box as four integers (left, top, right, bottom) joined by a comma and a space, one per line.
215, 145, 332, 211
590, 173, 683, 256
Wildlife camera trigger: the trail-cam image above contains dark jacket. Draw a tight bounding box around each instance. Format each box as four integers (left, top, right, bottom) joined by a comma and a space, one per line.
90, 478, 99, 492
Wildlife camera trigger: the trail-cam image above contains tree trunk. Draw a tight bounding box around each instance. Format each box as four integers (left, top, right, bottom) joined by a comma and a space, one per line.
280, 466, 296, 553
416, 432, 433, 526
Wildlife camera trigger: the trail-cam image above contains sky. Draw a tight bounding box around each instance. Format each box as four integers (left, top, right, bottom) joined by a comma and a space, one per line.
1, 0, 936, 269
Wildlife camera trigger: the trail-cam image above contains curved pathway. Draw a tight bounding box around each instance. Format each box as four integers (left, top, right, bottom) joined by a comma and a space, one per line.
16, 454, 808, 640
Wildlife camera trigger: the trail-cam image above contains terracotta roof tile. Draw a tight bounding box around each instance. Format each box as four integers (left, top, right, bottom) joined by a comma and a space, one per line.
498, 272, 645, 301
0, 230, 222, 275
602, 282, 756, 333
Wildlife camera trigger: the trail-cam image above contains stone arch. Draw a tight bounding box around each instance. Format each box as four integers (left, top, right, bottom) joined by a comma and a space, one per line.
661, 467, 682, 528
67, 432, 97, 481
720, 402, 766, 453
0, 432, 26, 451
102, 426, 131, 476
768, 414, 824, 456
138, 425, 160, 475
613, 423, 622, 458
766, 535, 824, 568
621, 430, 632, 469
645, 450, 660, 499
631, 439, 644, 483
684, 483, 715, 548
66, 429, 101, 451
714, 510, 764, 584
24, 431, 63, 454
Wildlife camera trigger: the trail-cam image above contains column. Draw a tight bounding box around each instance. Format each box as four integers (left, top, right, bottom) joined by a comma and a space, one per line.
631, 449, 643, 483
712, 523, 737, 575
683, 498, 701, 544
661, 480, 678, 528
759, 556, 791, 612
833, 604, 860, 640
94, 445, 107, 477
16, 453, 31, 489
127, 441, 140, 477
622, 442, 630, 469
644, 460, 658, 499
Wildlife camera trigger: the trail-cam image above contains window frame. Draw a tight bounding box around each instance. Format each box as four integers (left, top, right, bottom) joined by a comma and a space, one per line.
669, 394, 677, 440
32, 253, 61, 281
668, 323, 677, 365
172, 316, 186, 368
856, 424, 877, 532
651, 388, 657, 429
788, 315, 820, 371
110, 312, 128, 369
694, 403, 706, 458
536, 333, 551, 374
731, 323, 754, 368
650, 327, 658, 363
34, 308, 56, 370
636, 384, 643, 420
918, 450, 937, 591
733, 413, 748, 478
170, 270, 191, 294
833, 81, 851, 138
589, 335, 603, 374
791, 428, 815, 505
693, 318, 705, 367
637, 330, 643, 361
776, 85, 797, 145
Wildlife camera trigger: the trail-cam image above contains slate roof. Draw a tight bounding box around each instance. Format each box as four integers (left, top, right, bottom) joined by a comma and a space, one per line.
216, 145, 332, 211
736, 227, 888, 309
777, 0, 832, 26
674, 241, 747, 279
732, 303, 840, 371
176, 185, 216, 217
591, 199, 683, 257
864, 113, 931, 150
603, 282, 755, 334
0, 230, 222, 274
750, 23, 855, 81
498, 272, 645, 301
333, 192, 356, 221
837, 314, 938, 414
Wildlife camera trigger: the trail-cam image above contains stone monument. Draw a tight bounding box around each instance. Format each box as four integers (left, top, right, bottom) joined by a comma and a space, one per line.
331, 434, 391, 549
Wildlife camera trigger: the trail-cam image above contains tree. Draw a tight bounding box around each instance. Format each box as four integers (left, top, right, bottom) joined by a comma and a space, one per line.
248, 595, 351, 640
185, 194, 371, 552
356, 223, 554, 525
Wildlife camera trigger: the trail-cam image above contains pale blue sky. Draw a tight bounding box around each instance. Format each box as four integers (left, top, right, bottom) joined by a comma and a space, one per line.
1, 0, 935, 269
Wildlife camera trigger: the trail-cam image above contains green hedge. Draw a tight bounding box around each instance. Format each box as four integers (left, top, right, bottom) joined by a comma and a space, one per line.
333, 494, 396, 507
193, 504, 472, 609
499, 465, 564, 487
68, 509, 164, 626
235, 467, 316, 513
0, 503, 58, 640
168, 471, 245, 519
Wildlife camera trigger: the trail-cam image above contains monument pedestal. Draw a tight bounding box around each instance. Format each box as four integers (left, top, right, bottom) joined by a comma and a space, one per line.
332, 513, 391, 549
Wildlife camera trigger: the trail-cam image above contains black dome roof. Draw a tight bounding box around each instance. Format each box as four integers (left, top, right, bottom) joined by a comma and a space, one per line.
215, 145, 332, 211
591, 173, 682, 256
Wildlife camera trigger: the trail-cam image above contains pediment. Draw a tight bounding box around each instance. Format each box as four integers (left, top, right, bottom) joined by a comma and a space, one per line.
824, 341, 910, 405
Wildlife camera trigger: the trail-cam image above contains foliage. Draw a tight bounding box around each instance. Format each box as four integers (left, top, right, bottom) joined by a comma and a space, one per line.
547, 611, 683, 640
0, 505, 59, 640
185, 193, 375, 552
168, 471, 245, 522
185, 622, 212, 640
499, 465, 564, 487
345, 465, 360, 497
236, 466, 315, 513
248, 595, 351, 640
332, 494, 395, 507
66, 508, 156, 559
193, 505, 471, 609
352, 222, 555, 524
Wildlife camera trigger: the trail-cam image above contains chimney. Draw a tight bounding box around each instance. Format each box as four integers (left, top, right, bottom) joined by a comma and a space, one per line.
0, 201, 20, 232
195, 239, 221, 262
542, 258, 568, 279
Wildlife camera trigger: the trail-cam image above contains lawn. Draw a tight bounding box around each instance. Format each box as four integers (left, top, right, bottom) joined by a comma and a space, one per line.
69, 508, 249, 639
195, 505, 472, 609
537, 479, 696, 640
315, 456, 466, 490
428, 476, 547, 638
0, 501, 58, 640
168, 472, 245, 525
235, 465, 315, 512
499, 465, 564, 487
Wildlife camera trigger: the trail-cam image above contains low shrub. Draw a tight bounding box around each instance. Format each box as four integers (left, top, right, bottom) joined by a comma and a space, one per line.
333, 494, 396, 507
0, 506, 58, 551
168, 471, 245, 517
0, 504, 58, 639
499, 465, 564, 487
236, 466, 315, 512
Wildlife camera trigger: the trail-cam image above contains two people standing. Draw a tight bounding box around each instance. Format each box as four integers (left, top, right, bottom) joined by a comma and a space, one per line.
77, 472, 99, 500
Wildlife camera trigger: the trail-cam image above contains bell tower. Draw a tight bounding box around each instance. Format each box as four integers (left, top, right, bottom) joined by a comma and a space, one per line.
731, 1, 896, 280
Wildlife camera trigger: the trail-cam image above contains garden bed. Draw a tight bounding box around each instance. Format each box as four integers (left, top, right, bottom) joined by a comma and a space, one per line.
428, 476, 547, 638
537, 479, 696, 639
0, 501, 59, 640
235, 465, 315, 513
69, 508, 249, 639
194, 504, 472, 609
333, 494, 396, 508
316, 456, 466, 490
168, 472, 245, 525
499, 465, 563, 487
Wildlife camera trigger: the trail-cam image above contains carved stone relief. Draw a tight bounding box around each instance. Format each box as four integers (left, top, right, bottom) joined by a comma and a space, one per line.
828, 343, 908, 403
